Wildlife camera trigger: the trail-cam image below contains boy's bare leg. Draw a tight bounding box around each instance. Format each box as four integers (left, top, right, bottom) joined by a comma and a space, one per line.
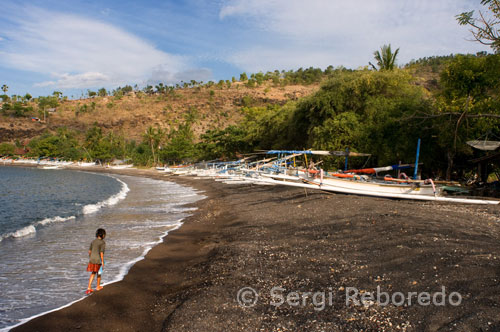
96, 275, 103, 291
87, 272, 96, 290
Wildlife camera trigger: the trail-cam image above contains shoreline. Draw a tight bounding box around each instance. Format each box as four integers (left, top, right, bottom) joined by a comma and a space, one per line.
5, 165, 500, 331
0, 165, 201, 331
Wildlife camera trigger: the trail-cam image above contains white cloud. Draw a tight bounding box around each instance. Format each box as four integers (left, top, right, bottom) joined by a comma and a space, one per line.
147, 66, 212, 86
220, 0, 490, 72
34, 72, 110, 89
0, 7, 203, 89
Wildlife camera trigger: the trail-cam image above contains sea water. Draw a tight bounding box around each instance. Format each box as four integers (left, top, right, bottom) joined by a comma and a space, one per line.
0, 166, 203, 330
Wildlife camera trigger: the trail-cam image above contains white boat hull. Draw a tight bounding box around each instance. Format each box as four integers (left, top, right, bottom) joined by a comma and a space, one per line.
311, 176, 438, 196
262, 172, 438, 196
249, 176, 498, 205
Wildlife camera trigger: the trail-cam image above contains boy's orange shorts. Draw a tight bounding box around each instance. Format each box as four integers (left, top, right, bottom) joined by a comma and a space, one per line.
86, 263, 101, 273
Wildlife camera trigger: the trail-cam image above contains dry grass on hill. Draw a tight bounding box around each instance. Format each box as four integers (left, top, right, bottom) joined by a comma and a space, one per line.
0, 82, 319, 143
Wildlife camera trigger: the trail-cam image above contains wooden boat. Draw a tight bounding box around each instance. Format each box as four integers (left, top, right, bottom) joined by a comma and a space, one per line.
40, 165, 61, 169
253, 174, 498, 205
77, 162, 96, 167
109, 164, 134, 169
304, 171, 439, 196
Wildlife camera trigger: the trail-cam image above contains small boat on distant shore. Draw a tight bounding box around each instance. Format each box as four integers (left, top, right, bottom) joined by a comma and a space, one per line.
77, 162, 96, 167
108, 164, 134, 169
40, 165, 61, 170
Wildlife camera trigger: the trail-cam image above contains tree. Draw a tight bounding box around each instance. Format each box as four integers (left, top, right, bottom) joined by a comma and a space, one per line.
457, 0, 500, 53
52, 91, 63, 100
1, 85, 7, 94
38, 96, 58, 109
122, 85, 133, 94
425, 54, 500, 179
288, 70, 432, 168
83, 125, 115, 161
155, 83, 165, 94
198, 126, 250, 160
98, 88, 107, 97
240, 72, 248, 81
38, 96, 59, 122
369, 44, 400, 71
143, 126, 164, 165
0, 142, 15, 156
161, 123, 195, 162
27, 128, 83, 159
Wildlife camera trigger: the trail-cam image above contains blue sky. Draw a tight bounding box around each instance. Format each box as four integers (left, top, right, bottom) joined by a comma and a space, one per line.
0, 0, 491, 97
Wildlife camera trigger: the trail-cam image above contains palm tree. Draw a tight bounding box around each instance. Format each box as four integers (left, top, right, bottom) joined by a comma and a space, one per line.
144, 127, 157, 164
369, 44, 400, 71
1, 85, 8, 94
155, 83, 165, 95
143, 126, 164, 165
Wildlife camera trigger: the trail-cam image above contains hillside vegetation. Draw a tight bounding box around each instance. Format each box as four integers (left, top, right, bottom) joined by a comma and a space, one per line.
1, 55, 500, 181
0, 79, 318, 142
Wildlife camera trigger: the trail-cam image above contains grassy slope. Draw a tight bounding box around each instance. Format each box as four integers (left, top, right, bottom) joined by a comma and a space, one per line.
0, 82, 320, 143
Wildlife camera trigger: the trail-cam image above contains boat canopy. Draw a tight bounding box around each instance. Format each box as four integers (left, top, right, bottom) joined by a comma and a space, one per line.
267, 150, 313, 155
466, 140, 500, 151
266, 150, 371, 157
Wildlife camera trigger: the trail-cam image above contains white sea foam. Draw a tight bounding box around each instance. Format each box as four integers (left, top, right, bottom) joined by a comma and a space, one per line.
11, 225, 36, 238
37, 216, 76, 226
0, 225, 36, 242
82, 177, 129, 215
113, 221, 184, 283
0, 216, 77, 242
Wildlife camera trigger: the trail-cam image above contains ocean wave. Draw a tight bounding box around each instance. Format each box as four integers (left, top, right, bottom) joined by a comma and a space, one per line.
0, 216, 78, 242
0, 176, 129, 243
0, 225, 36, 242
11, 225, 36, 238
37, 216, 76, 226
82, 177, 130, 215
114, 222, 184, 282
164, 206, 199, 214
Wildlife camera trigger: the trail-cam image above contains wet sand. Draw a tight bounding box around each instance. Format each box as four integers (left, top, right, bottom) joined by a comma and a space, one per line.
11, 168, 500, 331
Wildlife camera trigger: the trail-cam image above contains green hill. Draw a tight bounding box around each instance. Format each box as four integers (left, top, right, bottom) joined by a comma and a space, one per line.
1, 55, 499, 181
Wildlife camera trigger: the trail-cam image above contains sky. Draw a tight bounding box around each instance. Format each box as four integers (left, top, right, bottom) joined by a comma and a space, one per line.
0, 0, 491, 98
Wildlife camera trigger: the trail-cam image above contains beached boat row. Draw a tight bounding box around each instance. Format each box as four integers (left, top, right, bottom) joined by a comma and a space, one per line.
0, 157, 135, 170
156, 150, 499, 205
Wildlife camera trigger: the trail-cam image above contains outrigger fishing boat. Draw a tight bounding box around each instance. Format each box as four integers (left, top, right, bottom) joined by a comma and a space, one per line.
248, 150, 499, 205
258, 150, 436, 194
162, 147, 499, 205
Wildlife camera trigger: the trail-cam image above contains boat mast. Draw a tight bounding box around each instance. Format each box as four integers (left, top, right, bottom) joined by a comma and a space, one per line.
413, 138, 421, 180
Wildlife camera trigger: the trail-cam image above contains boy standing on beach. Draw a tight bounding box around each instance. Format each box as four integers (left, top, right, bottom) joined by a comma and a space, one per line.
86, 228, 106, 294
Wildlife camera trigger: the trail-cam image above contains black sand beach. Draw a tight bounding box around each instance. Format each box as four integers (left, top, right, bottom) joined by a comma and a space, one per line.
11, 168, 500, 331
